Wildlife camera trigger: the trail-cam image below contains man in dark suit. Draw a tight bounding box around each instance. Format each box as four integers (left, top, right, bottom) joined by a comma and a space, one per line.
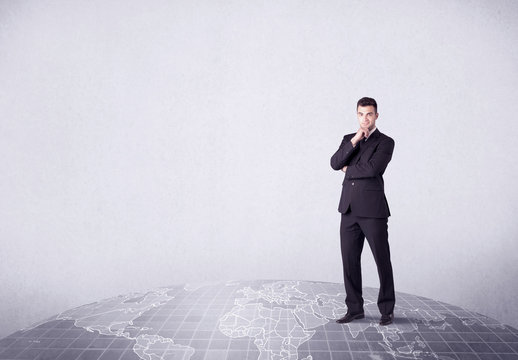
330, 97, 395, 326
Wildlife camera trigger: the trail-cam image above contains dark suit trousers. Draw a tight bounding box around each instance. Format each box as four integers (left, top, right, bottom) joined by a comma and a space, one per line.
340, 212, 395, 315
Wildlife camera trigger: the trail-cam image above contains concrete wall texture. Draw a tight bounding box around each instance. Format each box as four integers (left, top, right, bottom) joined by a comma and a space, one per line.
1, 0, 517, 339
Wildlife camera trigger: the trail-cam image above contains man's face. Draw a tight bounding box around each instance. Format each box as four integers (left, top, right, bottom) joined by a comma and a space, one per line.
357, 105, 378, 132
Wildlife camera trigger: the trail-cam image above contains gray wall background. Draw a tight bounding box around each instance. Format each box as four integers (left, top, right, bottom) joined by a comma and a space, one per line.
1, 0, 517, 339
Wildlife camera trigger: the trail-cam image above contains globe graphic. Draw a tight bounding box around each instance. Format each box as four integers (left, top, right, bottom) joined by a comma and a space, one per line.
1, 280, 517, 360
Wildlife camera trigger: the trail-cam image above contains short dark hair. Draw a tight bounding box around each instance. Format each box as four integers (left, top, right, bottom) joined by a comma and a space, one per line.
357, 97, 377, 113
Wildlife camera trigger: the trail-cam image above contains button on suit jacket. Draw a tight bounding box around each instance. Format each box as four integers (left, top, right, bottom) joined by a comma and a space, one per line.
330, 129, 395, 218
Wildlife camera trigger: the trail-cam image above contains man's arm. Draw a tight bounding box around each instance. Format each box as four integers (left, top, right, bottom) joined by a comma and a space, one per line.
330, 135, 356, 170
331, 128, 370, 171
344, 137, 395, 179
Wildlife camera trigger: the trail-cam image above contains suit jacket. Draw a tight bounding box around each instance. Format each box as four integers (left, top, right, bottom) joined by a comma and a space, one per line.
330, 129, 394, 218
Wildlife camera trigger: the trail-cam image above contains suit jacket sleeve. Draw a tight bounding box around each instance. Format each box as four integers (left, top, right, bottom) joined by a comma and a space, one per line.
330, 134, 356, 170
344, 137, 395, 179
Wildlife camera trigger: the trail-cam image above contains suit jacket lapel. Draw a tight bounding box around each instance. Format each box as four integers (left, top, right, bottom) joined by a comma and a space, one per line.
362, 129, 380, 150
355, 129, 380, 163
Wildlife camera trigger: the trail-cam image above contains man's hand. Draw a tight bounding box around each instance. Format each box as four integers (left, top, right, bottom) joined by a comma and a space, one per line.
342, 166, 347, 173
351, 128, 369, 147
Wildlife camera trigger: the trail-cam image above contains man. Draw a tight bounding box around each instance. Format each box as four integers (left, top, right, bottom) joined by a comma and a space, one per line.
330, 97, 395, 326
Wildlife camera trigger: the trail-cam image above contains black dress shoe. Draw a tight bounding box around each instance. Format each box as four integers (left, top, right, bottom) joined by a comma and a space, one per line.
379, 313, 394, 326
336, 311, 365, 324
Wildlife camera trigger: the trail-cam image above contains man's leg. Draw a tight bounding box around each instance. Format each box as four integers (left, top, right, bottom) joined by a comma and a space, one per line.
340, 212, 366, 313
359, 217, 395, 316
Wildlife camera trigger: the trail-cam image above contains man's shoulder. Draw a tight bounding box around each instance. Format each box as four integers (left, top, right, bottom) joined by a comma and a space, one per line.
376, 130, 394, 144
342, 133, 356, 141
